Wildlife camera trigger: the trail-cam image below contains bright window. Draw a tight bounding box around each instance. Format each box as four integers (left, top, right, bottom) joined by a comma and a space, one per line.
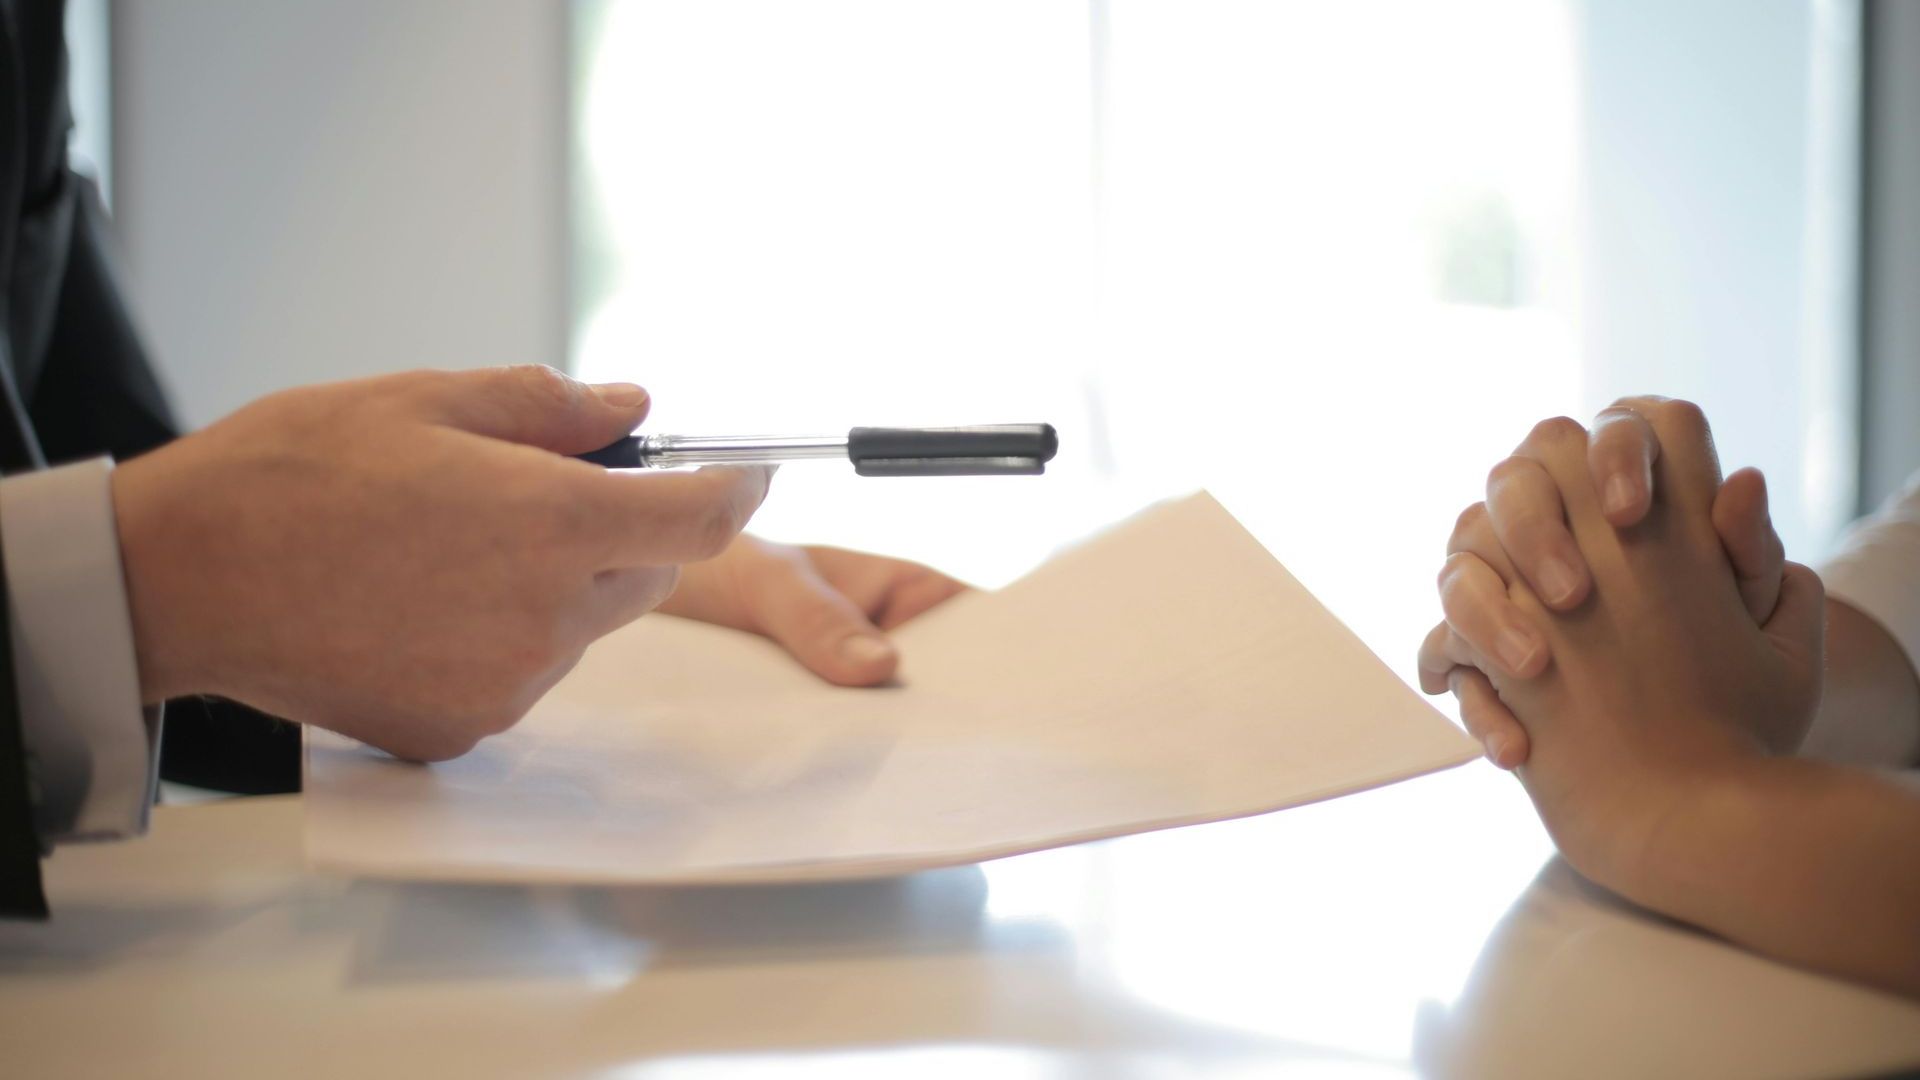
573, 0, 1855, 682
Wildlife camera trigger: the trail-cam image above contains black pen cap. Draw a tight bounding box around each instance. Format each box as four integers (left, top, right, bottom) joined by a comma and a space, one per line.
847, 424, 1058, 464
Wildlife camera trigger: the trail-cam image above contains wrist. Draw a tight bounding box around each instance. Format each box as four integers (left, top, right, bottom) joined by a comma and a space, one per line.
1605, 753, 1773, 913
110, 448, 215, 702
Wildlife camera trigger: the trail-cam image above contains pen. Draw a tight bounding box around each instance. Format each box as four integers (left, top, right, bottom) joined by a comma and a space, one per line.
575, 424, 1059, 477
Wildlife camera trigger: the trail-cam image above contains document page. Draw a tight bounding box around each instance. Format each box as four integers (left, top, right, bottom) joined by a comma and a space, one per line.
305, 493, 1478, 883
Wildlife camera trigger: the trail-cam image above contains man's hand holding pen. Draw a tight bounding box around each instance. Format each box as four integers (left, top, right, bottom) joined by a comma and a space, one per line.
105, 365, 964, 762
110, 365, 769, 761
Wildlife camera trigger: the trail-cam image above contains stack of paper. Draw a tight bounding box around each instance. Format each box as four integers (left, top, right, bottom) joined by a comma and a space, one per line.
304, 493, 1477, 883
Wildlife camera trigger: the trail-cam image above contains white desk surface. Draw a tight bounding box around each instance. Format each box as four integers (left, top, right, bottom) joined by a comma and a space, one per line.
3, 765, 1917, 1079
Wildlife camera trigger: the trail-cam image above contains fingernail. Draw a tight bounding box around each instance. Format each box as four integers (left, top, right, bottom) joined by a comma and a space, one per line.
593, 382, 649, 408
1538, 557, 1580, 606
1483, 733, 1509, 768
840, 636, 897, 668
1604, 474, 1636, 517
1496, 626, 1539, 675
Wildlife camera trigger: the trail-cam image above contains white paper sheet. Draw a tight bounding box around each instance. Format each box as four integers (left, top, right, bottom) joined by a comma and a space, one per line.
304, 492, 1478, 884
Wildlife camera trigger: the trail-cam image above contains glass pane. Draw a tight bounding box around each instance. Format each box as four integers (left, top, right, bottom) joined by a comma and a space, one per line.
1093, 0, 1582, 667
573, 0, 1100, 587
573, 0, 1853, 678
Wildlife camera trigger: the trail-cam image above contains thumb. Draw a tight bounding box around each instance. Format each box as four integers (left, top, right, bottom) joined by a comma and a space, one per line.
1763, 560, 1826, 666
1712, 467, 1786, 623
423, 365, 650, 454
1761, 561, 1826, 752
751, 557, 901, 687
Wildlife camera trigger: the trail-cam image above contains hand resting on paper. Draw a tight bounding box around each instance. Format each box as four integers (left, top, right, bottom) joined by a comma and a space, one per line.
1416, 399, 1920, 997
660, 536, 970, 686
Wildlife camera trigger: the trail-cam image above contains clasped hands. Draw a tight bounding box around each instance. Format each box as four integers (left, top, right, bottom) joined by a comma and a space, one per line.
1415, 398, 1824, 892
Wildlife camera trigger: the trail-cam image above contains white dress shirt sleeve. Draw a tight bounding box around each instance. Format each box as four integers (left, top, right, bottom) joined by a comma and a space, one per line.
0, 457, 158, 844
1820, 470, 1920, 680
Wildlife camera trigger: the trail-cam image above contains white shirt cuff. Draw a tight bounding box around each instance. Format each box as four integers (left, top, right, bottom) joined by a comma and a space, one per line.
0, 458, 157, 843
1820, 470, 1920, 685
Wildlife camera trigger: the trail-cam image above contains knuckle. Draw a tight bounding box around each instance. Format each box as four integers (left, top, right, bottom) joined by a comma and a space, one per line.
1436, 551, 1481, 599
508, 363, 582, 408
1660, 397, 1709, 433
406, 367, 460, 392
1501, 510, 1556, 553
1590, 405, 1644, 439
1453, 501, 1488, 534
1484, 455, 1539, 492
1449, 502, 1489, 547
1483, 459, 1509, 492
1603, 394, 1660, 418
1437, 559, 1513, 639
1526, 415, 1586, 450
387, 368, 482, 419
1729, 465, 1770, 498
383, 368, 457, 403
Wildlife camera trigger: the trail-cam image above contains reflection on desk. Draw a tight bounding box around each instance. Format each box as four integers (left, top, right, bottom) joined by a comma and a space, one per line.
2, 765, 1917, 1079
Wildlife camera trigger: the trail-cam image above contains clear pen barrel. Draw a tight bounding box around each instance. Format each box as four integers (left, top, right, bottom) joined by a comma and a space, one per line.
640, 433, 849, 468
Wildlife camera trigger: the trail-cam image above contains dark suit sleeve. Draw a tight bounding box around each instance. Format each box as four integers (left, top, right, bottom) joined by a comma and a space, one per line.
0, 3, 287, 914
28, 180, 300, 796
27, 177, 176, 463
0, 502, 50, 919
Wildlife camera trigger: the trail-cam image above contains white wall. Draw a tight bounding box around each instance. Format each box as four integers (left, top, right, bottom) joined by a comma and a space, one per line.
1863, 0, 1920, 509
63, 0, 111, 202
1575, 0, 1857, 559
112, 1, 568, 428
